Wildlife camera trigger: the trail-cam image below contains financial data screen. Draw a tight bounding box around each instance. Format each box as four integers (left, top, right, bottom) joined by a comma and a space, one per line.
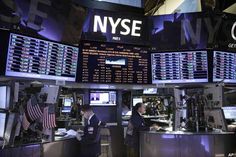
5, 33, 79, 81
79, 41, 150, 84
151, 51, 208, 84
213, 51, 236, 83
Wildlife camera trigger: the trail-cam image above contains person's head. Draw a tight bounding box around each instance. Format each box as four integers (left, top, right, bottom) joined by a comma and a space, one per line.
80, 105, 94, 119
134, 102, 146, 114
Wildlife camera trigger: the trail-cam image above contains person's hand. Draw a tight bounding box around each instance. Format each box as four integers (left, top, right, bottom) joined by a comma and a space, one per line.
150, 124, 161, 131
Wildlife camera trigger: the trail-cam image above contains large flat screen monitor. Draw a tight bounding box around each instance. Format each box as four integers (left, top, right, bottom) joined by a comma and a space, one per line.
5, 33, 79, 81
151, 51, 208, 84
0, 113, 6, 138
90, 91, 116, 106
78, 41, 150, 84
213, 51, 236, 83
222, 107, 236, 119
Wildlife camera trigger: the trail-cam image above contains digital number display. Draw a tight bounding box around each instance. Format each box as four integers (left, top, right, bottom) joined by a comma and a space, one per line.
5, 33, 79, 81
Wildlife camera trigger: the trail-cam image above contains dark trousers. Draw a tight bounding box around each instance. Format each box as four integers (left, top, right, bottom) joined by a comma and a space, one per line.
126, 146, 139, 157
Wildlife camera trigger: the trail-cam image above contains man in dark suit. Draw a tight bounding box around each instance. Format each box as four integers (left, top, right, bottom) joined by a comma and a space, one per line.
79, 105, 101, 157
125, 103, 159, 157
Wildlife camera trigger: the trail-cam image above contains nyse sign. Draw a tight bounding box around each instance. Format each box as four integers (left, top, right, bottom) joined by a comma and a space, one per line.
232, 22, 236, 41
180, 18, 236, 48
93, 15, 143, 37
228, 21, 236, 48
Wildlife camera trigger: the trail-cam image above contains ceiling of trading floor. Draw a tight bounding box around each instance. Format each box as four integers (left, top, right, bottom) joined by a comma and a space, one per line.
144, 0, 236, 15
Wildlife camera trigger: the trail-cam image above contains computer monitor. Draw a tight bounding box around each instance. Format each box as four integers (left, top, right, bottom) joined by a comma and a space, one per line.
222, 107, 236, 119
132, 97, 143, 106
61, 98, 72, 113
143, 88, 157, 94
0, 113, 6, 138
90, 91, 116, 106
0, 86, 10, 109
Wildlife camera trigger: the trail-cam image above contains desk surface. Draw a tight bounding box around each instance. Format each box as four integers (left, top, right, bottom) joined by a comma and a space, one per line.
141, 130, 236, 135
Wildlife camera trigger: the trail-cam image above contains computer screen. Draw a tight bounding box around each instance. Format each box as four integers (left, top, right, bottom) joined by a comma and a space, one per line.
64, 98, 73, 107
222, 107, 236, 119
5, 33, 79, 81
90, 91, 116, 106
213, 51, 236, 83
132, 97, 143, 106
61, 98, 73, 113
0, 113, 6, 138
0, 86, 10, 109
143, 88, 157, 94
151, 51, 208, 84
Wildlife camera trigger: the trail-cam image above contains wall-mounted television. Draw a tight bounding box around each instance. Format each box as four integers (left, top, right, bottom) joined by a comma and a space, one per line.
213, 51, 236, 83
5, 33, 79, 81
90, 91, 116, 106
151, 51, 208, 84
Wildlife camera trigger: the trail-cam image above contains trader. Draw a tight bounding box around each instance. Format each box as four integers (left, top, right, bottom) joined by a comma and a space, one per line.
78, 105, 101, 157
125, 102, 159, 157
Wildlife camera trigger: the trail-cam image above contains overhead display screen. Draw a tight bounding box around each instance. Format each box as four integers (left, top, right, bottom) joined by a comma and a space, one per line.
5, 33, 79, 81
151, 51, 208, 84
213, 51, 236, 83
79, 41, 150, 84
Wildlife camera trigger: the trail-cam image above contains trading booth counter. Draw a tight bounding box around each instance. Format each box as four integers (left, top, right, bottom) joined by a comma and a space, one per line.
140, 131, 236, 157
0, 136, 80, 157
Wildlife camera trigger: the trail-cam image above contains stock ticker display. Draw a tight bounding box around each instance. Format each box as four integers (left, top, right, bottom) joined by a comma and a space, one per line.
5, 33, 79, 81
213, 51, 236, 83
151, 51, 208, 84
79, 41, 150, 84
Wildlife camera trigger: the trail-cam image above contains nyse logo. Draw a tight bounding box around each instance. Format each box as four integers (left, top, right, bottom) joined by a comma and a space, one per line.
93, 15, 142, 37
231, 22, 236, 41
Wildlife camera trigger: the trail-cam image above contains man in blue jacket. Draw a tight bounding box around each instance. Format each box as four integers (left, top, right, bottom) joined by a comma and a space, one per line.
79, 105, 101, 157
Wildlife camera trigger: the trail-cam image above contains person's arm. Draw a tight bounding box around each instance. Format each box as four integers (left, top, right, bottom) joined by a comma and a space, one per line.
131, 116, 150, 131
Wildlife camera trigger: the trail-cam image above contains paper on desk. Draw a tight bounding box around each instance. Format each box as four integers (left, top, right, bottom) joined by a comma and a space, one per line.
65, 129, 78, 137
65, 129, 82, 141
